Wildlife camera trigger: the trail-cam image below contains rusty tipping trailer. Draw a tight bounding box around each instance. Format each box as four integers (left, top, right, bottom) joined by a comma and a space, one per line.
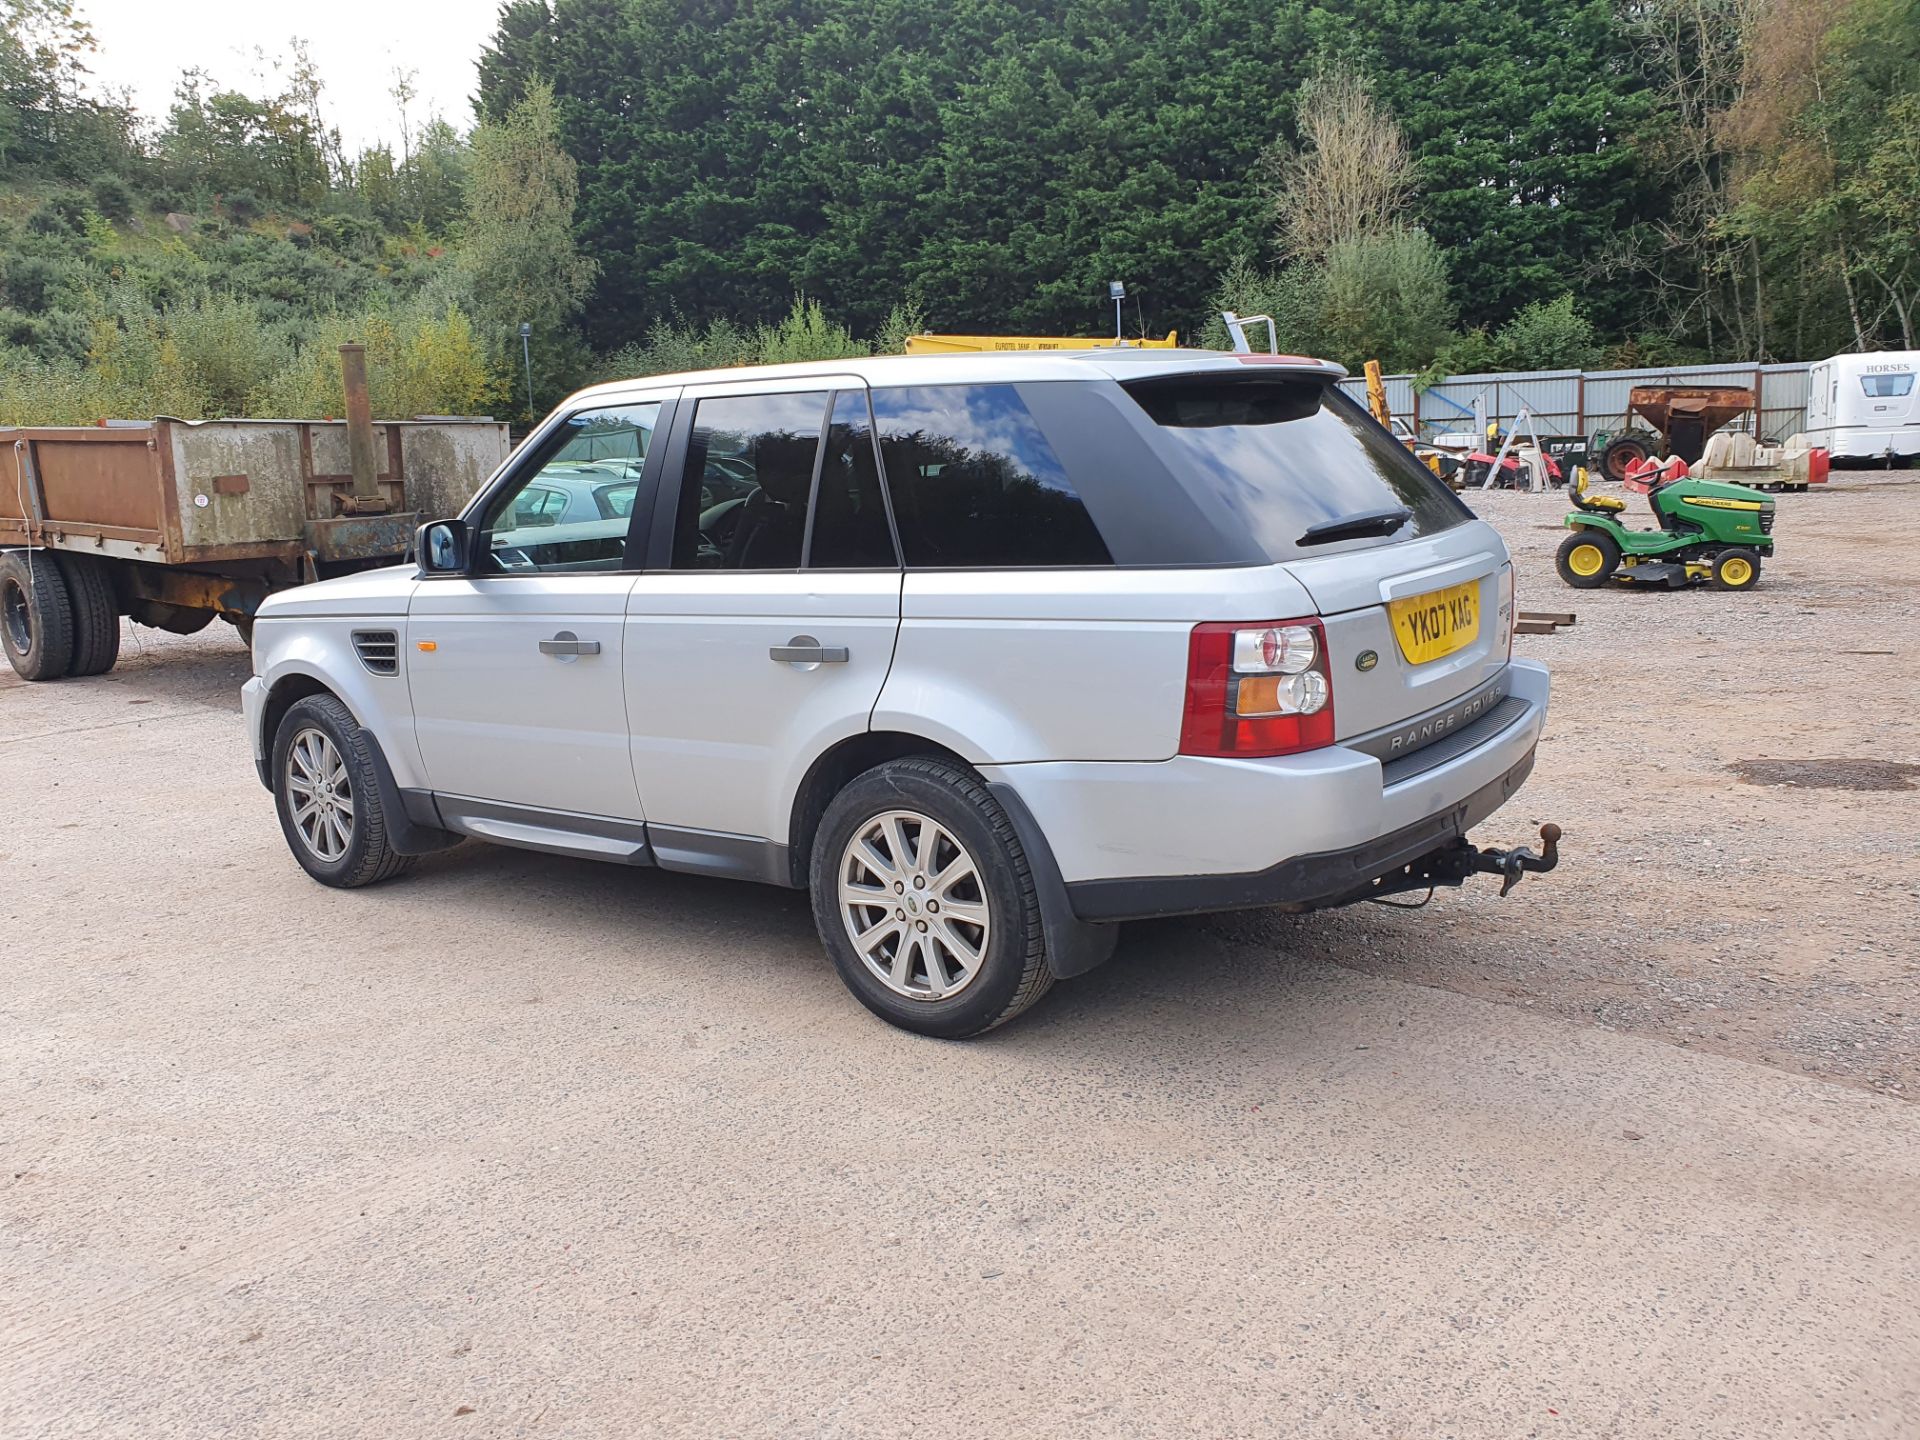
1, 346, 509, 680
1597, 386, 1758, 482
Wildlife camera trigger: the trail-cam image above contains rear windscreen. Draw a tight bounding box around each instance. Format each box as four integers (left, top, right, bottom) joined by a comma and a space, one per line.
1123, 377, 1471, 562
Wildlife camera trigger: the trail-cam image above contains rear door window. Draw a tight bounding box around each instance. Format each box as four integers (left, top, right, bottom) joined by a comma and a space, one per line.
1123, 377, 1470, 562
869, 384, 1111, 567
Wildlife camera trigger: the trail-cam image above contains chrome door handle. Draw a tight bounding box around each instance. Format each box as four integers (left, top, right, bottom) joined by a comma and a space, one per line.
770, 635, 849, 665
539, 632, 600, 656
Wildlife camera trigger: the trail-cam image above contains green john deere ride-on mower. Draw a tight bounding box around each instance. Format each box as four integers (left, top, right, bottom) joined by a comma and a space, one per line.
1555, 467, 1776, 591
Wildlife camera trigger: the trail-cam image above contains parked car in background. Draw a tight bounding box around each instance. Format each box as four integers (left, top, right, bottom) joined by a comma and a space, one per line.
241, 349, 1556, 1037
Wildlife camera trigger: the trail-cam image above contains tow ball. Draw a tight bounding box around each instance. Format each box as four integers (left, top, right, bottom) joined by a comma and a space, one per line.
1364, 823, 1563, 904
1472, 823, 1562, 897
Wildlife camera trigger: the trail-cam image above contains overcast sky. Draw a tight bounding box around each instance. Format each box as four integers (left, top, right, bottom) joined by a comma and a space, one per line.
78, 0, 499, 154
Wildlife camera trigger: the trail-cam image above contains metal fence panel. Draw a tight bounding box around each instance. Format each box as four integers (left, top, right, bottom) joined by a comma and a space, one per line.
1345, 359, 1815, 443
1757, 363, 1812, 441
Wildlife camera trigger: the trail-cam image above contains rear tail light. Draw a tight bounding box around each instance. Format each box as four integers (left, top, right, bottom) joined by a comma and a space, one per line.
1180, 618, 1336, 757
1498, 562, 1516, 659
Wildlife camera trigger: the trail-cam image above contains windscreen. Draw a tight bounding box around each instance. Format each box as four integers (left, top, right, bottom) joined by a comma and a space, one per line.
1123, 376, 1470, 562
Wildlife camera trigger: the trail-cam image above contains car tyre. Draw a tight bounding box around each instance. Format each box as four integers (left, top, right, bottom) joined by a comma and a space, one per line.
1555, 530, 1620, 589
272, 693, 413, 889
810, 756, 1053, 1039
0, 548, 75, 681
55, 552, 122, 677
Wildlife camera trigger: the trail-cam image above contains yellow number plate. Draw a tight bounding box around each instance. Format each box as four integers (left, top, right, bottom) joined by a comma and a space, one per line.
1388, 581, 1481, 665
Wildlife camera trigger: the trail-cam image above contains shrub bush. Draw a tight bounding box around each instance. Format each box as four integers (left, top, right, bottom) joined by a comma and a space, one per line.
221, 189, 264, 223
249, 300, 501, 418
25, 192, 90, 238
89, 175, 136, 221
753, 296, 866, 365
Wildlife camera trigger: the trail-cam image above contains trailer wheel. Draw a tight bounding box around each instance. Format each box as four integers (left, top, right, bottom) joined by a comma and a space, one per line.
0, 549, 76, 681
55, 553, 122, 677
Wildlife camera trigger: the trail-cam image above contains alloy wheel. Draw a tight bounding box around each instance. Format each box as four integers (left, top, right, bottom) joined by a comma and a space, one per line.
838, 810, 992, 1001
285, 726, 355, 862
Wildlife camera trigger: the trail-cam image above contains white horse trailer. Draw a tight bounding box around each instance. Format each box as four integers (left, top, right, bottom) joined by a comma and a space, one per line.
1804, 351, 1920, 464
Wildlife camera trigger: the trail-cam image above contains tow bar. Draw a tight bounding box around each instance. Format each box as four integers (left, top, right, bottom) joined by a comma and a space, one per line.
1365, 823, 1562, 904
1473, 823, 1563, 896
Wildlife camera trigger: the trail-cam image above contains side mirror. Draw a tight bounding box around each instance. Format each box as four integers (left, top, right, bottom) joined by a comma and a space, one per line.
416, 519, 469, 575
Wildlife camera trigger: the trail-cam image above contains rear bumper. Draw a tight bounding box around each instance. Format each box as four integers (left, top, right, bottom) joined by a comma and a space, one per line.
1065, 746, 1535, 921
979, 658, 1549, 917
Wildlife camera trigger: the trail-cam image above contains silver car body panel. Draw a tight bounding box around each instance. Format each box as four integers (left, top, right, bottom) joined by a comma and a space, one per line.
245, 350, 1549, 906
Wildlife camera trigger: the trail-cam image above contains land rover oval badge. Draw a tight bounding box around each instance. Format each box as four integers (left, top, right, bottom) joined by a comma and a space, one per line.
1356, 649, 1379, 672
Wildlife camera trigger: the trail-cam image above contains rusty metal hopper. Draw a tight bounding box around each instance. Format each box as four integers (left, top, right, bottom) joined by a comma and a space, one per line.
1626, 386, 1756, 465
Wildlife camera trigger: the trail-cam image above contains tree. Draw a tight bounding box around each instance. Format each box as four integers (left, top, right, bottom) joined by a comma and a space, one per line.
1319, 228, 1456, 371
156, 69, 328, 210
456, 79, 596, 414
475, 0, 554, 123
1262, 61, 1415, 261
1366, 0, 1656, 334
1720, 0, 1920, 351
1, 0, 133, 178
1490, 295, 1603, 370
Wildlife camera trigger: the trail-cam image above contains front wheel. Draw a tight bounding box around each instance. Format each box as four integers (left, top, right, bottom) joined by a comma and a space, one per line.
1555, 530, 1621, 589
1711, 547, 1762, 591
271, 693, 413, 888
810, 757, 1054, 1038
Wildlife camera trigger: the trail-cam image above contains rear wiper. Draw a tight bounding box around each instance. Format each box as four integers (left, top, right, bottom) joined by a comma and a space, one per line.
1297, 506, 1413, 546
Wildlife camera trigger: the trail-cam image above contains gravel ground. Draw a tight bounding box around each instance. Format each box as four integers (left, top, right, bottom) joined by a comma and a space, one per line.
1218, 469, 1920, 1098
4, 477, 1920, 1437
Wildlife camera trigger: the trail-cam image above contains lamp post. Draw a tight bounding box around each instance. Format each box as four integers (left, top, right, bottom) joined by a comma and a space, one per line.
518, 322, 534, 415
1108, 281, 1126, 342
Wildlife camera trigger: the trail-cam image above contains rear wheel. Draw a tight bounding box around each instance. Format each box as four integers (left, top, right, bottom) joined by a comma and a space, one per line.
811, 756, 1053, 1038
1555, 530, 1621, 589
1711, 547, 1761, 591
1600, 432, 1654, 483
55, 552, 122, 677
0, 549, 75, 680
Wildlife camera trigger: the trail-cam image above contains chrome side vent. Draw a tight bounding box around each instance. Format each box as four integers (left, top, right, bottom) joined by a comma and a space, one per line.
352, 629, 399, 676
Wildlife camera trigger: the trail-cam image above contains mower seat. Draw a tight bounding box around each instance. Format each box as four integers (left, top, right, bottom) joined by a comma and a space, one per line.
1571, 473, 1627, 515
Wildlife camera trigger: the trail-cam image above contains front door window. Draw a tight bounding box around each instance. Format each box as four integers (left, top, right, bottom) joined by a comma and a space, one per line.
669, 391, 830, 570
481, 402, 662, 573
